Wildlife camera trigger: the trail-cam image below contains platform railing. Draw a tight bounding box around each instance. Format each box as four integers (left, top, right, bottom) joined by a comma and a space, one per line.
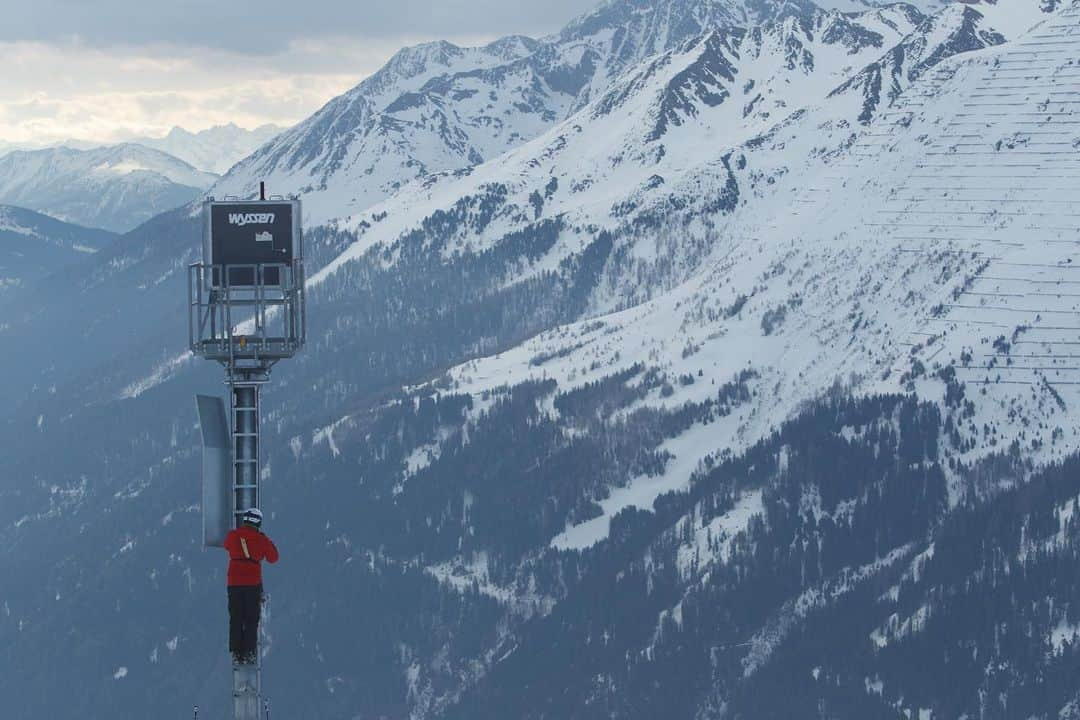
188, 261, 306, 367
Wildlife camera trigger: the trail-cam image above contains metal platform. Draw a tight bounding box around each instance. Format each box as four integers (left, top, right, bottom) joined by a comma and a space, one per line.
188, 261, 306, 369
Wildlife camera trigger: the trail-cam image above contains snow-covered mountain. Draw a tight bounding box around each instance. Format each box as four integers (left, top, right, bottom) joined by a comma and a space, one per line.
304, 0, 1045, 294
213, 0, 1049, 229
0, 138, 100, 154
0, 144, 216, 232
213, 0, 1042, 566
815, 0, 946, 11
0, 205, 116, 297
213, 36, 569, 222
437, 5, 1080, 713
128, 123, 284, 174
213, 0, 930, 225
429, 0, 1066, 544
0, 0, 1078, 718
0, 124, 280, 175
830, 1, 1047, 123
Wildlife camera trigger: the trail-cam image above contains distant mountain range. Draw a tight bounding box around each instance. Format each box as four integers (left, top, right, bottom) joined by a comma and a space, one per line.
0, 123, 284, 175
0, 124, 284, 232
125, 123, 283, 175
0, 144, 216, 233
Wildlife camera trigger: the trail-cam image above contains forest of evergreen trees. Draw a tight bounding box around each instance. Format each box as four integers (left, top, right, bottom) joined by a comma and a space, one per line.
442, 395, 1080, 719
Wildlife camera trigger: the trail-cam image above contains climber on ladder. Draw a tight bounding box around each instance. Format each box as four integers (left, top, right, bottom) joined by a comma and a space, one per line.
224, 508, 279, 665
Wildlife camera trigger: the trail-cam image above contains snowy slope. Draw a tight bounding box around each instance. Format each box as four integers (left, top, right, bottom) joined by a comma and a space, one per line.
830, 0, 1054, 123
305, 0, 1037, 299
213, 38, 549, 222
0, 144, 216, 232
303, 6, 921, 268
240, 0, 1060, 553
110, 0, 1062, 561
815, 0, 946, 11
423, 0, 1074, 547
128, 123, 283, 174
438, 9, 1080, 713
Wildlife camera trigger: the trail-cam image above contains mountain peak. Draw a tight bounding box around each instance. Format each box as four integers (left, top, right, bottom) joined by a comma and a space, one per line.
483, 34, 543, 61
561, 0, 749, 44
126, 123, 284, 175
559, 0, 839, 42
828, 0, 1049, 124
164, 126, 195, 141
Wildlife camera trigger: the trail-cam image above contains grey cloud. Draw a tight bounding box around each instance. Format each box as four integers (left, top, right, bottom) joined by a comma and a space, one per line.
4, 0, 598, 54
135, 93, 192, 115
7, 97, 65, 121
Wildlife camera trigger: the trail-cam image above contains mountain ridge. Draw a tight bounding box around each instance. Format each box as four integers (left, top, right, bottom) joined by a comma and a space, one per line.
0, 144, 216, 232
214, 0, 927, 225
0, 204, 117, 297
126, 123, 284, 175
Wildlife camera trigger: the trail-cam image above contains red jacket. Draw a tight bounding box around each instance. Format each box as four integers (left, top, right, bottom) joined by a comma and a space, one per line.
224, 526, 279, 586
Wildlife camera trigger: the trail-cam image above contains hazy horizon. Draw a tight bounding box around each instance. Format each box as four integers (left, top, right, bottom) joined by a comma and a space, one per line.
0, 0, 596, 147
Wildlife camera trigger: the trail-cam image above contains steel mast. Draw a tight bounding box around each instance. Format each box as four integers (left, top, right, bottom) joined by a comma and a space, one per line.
191, 184, 306, 720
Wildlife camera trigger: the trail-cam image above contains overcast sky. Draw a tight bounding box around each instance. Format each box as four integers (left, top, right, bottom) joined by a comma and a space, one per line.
0, 0, 596, 147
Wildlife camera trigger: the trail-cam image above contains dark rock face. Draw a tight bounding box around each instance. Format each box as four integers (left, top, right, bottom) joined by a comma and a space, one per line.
648, 32, 741, 140
829, 5, 1011, 125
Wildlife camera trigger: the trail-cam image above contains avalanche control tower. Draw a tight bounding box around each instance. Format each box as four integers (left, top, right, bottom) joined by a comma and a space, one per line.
191, 185, 305, 719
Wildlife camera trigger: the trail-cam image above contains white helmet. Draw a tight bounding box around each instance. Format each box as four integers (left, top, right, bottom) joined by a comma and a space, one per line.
241, 508, 263, 527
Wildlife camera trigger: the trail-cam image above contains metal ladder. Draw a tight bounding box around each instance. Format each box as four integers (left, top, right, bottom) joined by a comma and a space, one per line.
230, 380, 261, 526
230, 374, 266, 719
233, 656, 262, 720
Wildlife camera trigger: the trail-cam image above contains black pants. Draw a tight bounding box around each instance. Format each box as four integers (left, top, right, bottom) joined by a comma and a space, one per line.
228, 584, 263, 660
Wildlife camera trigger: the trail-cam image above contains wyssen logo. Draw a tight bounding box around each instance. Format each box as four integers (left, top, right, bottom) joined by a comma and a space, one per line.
228, 213, 276, 226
